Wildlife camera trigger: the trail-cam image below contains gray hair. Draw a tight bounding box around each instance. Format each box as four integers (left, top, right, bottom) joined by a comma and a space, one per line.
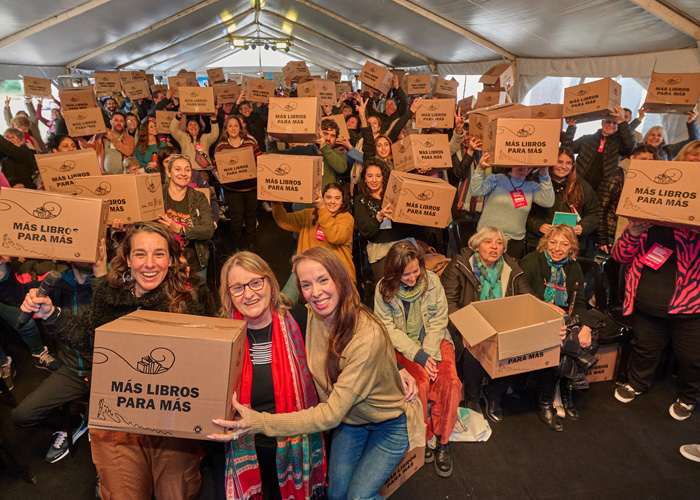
468, 226, 508, 252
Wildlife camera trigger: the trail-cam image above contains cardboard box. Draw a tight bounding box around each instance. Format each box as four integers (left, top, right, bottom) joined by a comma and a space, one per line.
468, 103, 530, 142
479, 63, 515, 91
585, 343, 619, 383
282, 61, 311, 83
457, 96, 475, 115
615, 159, 700, 230
93, 71, 122, 93
297, 79, 336, 106
391, 70, 408, 92
449, 294, 563, 379
267, 97, 320, 143
213, 83, 240, 105
642, 72, 700, 114
207, 67, 226, 85
73, 174, 164, 223
0, 188, 109, 263
36, 149, 103, 194
327, 114, 351, 142
530, 104, 564, 120
156, 110, 178, 134
62, 108, 108, 136
414, 99, 455, 129
150, 84, 168, 95
122, 80, 151, 101
326, 70, 341, 83
241, 76, 276, 104
563, 77, 621, 122
256, 154, 323, 203
433, 78, 458, 100
23, 76, 53, 99
89, 310, 246, 440
146, 74, 155, 86
167, 75, 190, 97
118, 70, 134, 82
214, 147, 257, 183
382, 171, 456, 227
178, 86, 216, 114
407, 74, 432, 96
475, 91, 507, 109
119, 70, 146, 82
391, 134, 452, 173
359, 61, 393, 95
378, 447, 425, 498
335, 81, 353, 100
484, 118, 562, 167
58, 87, 96, 111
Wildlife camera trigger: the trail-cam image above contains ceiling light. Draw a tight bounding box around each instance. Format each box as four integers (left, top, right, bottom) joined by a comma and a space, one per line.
233, 38, 245, 47
275, 41, 287, 49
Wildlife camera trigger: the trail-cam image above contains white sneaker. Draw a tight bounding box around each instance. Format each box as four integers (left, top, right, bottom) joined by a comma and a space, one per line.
680, 444, 700, 462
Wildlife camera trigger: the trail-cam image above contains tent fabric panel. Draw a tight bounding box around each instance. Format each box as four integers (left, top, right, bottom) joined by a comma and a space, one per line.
0, 0, 86, 39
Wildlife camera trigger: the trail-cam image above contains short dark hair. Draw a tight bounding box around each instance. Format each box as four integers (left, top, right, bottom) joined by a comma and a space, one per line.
321, 118, 339, 135
110, 111, 126, 120
623, 108, 632, 114
632, 144, 660, 159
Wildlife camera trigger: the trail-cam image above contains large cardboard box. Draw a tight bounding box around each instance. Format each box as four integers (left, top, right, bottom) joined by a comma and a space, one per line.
36, 149, 103, 194
93, 71, 122, 93
615, 159, 700, 230
359, 61, 393, 95
391, 70, 408, 92
407, 74, 432, 96
382, 171, 456, 228
62, 108, 108, 136
414, 99, 455, 129
214, 147, 257, 183
241, 76, 276, 104
479, 63, 515, 91
73, 174, 164, 223
267, 97, 320, 143
530, 104, 564, 120
89, 310, 246, 440
457, 96, 475, 115
585, 343, 619, 383
0, 188, 109, 263
297, 79, 336, 106
178, 86, 216, 114
122, 80, 151, 101
150, 84, 168, 95
282, 61, 311, 83
475, 91, 507, 110
642, 72, 700, 114
156, 110, 178, 134
23, 76, 53, 99
326, 114, 351, 142
391, 134, 451, 173
207, 67, 226, 85
167, 76, 190, 97
335, 81, 353, 100
145, 74, 155, 87
326, 70, 342, 83
120, 70, 147, 82
449, 295, 563, 379
468, 103, 530, 142
378, 446, 425, 498
59, 87, 96, 111
432, 78, 458, 100
484, 118, 562, 167
256, 154, 323, 203
213, 83, 240, 105
563, 77, 621, 122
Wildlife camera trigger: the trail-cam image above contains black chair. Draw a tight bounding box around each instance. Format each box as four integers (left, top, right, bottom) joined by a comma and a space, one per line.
446, 217, 479, 258
600, 257, 633, 382
0, 431, 35, 484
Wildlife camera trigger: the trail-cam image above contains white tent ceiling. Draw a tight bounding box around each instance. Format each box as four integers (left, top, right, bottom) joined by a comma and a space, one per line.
0, 0, 699, 81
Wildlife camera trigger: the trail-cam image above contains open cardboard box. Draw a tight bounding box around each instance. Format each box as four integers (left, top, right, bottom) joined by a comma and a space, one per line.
89, 310, 246, 440
643, 72, 700, 114
484, 118, 562, 167
480, 63, 515, 92
37, 149, 103, 194
382, 171, 456, 228
563, 77, 621, 122
449, 295, 563, 378
267, 97, 320, 143
256, 154, 323, 204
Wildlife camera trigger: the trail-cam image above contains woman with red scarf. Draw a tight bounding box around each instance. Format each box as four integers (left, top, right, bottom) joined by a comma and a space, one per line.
215, 252, 325, 500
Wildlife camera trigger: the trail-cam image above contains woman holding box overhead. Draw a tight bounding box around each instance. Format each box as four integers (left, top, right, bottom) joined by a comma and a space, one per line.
210, 247, 424, 500
21, 222, 215, 500
374, 240, 461, 477
638, 109, 699, 161
214, 115, 262, 253
169, 113, 219, 167
215, 251, 326, 500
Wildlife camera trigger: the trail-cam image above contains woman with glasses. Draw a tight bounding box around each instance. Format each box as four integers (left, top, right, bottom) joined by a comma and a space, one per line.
213, 252, 325, 500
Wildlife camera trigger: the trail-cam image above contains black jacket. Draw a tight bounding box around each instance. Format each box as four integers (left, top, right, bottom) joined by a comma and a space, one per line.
0, 135, 37, 188
595, 168, 625, 246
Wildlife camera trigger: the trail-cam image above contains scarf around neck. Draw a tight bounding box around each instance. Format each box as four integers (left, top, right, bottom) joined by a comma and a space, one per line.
474, 253, 504, 301
543, 250, 569, 307
397, 280, 425, 345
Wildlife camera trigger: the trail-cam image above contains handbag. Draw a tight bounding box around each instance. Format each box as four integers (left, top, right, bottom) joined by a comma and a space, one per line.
449, 407, 492, 442
194, 149, 211, 170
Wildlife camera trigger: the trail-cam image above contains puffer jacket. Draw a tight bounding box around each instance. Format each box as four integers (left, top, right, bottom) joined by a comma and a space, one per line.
595, 168, 625, 246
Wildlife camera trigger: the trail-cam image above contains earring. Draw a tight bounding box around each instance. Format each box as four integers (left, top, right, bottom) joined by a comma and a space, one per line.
122, 268, 134, 283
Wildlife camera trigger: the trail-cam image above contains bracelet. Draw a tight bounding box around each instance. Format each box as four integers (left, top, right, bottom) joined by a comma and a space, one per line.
45, 306, 61, 324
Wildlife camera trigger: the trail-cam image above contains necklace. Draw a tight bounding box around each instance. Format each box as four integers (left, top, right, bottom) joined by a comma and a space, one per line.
508, 175, 526, 191
248, 323, 272, 365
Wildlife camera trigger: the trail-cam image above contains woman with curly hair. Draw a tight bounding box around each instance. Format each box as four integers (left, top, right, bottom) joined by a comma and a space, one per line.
134, 120, 164, 172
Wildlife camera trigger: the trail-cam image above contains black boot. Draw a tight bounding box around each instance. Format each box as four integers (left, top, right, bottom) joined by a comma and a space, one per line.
483, 390, 503, 423
425, 446, 435, 464
433, 437, 453, 478
560, 380, 579, 420
536, 392, 563, 431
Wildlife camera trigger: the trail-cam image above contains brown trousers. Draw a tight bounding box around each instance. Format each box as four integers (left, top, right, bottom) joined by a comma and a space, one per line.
90, 429, 203, 500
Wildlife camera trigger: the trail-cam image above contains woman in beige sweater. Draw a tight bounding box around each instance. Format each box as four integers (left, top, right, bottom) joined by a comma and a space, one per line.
210, 247, 424, 500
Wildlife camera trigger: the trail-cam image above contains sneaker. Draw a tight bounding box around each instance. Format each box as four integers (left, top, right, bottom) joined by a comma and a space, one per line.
680, 444, 700, 462
614, 383, 642, 403
33, 346, 63, 372
670, 399, 695, 421
262, 202, 272, 213
1, 357, 15, 391
45, 419, 88, 463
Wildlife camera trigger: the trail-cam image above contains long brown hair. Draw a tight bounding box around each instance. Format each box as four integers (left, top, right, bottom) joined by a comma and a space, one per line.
107, 222, 191, 313
216, 115, 248, 149
136, 120, 155, 154
359, 157, 391, 199
379, 241, 427, 303
292, 247, 390, 387
554, 146, 583, 211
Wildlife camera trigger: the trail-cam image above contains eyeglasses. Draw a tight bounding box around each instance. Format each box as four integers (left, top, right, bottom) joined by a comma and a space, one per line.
602, 119, 618, 125
229, 277, 266, 297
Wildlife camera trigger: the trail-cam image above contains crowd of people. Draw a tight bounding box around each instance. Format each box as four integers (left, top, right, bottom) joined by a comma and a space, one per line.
1, 67, 700, 499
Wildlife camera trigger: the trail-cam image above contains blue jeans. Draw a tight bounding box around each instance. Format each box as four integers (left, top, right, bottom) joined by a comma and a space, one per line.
327, 413, 409, 500
0, 301, 44, 355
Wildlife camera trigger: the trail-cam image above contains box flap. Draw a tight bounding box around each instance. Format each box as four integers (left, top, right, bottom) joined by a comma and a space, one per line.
496, 321, 562, 360
449, 304, 497, 346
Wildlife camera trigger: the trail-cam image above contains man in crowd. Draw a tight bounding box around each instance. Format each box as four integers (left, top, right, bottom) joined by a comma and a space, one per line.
0, 128, 38, 188
80, 111, 135, 175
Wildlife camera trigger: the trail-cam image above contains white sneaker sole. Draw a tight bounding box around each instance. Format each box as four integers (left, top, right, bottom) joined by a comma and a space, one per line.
670, 405, 692, 421
680, 445, 700, 462
614, 390, 636, 403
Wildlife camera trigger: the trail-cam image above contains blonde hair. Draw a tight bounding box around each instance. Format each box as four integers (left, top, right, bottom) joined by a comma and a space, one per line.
537, 224, 579, 257
675, 140, 700, 161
